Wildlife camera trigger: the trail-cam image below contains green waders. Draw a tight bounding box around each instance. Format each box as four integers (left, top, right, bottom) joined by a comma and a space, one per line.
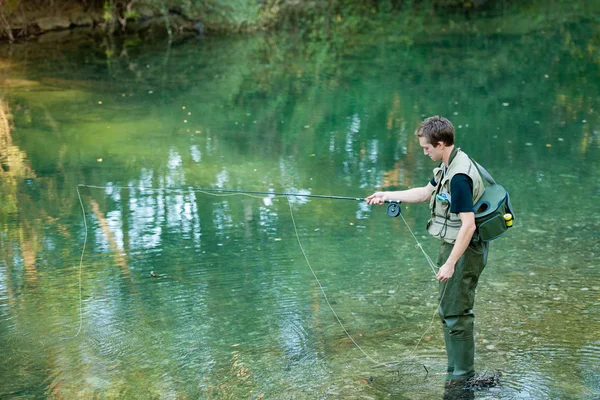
438, 239, 488, 381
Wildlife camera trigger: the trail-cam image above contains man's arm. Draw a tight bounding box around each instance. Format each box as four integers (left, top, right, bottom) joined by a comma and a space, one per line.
366, 182, 435, 205
436, 211, 476, 281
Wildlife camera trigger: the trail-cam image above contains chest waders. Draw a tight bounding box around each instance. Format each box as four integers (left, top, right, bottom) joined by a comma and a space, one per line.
429, 148, 489, 382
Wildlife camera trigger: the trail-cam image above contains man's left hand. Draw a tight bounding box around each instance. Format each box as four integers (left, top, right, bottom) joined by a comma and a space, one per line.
436, 262, 455, 282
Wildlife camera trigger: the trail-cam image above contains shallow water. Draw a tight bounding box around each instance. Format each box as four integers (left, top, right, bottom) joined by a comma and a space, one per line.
1, 19, 599, 399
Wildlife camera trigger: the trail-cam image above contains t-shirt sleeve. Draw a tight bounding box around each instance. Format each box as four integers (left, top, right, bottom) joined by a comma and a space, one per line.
430, 177, 437, 186
450, 174, 474, 213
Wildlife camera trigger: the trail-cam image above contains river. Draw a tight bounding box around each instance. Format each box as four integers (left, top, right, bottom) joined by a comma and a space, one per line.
0, 17, 599, 399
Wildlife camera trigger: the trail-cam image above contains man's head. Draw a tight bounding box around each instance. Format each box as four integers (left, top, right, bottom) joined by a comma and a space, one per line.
415, 116, 455, 162
415, 116, 455, 147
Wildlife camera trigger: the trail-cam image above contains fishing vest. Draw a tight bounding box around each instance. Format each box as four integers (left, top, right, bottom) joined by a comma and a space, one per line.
426, 148, 485, 244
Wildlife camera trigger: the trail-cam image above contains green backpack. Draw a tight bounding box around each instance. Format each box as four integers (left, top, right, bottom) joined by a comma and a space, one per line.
471, 159, 515, 242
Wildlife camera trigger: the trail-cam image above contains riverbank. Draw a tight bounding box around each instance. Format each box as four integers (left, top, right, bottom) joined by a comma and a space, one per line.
1, 0, 597, 43
3, 0, 275, 41
0, 2, 208, 41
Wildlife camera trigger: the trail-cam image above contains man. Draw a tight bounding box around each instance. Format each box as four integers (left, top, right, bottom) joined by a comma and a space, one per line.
366, 116, 488, 383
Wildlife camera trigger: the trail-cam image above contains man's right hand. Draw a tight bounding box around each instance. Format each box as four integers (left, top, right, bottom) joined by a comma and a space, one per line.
366, 192, 386, 205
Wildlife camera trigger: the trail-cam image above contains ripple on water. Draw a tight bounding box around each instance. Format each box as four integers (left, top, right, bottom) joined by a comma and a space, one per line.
578, 342, 600, 365
500, 340, 600, 398
86, 327, 131, 358
579, 342, 600, 391
280, 317, 313, 364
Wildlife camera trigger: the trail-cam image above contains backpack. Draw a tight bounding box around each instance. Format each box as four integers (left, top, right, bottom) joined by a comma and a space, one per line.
471, 159, 515, 242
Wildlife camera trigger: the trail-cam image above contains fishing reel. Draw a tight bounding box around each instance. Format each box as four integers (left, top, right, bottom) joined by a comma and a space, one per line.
386, 201, 402, 218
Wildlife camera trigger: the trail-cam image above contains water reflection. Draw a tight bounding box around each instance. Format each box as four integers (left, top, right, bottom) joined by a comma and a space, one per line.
0, 100, 35, 180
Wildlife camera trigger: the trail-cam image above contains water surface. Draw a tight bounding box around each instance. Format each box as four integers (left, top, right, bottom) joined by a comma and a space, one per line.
0, 20, 599, 399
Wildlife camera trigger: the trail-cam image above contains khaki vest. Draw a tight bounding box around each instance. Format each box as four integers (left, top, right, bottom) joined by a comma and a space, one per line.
426, 148, 485, 244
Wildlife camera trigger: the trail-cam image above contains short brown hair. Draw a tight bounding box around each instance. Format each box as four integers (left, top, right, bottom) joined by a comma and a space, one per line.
414, 116, 455, 147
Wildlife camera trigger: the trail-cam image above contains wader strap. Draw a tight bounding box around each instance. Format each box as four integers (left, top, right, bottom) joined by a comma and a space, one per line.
469, 157, 496, 186
432, 147, 459, 240
434, 147, 460, 199
448, 147, 459, 166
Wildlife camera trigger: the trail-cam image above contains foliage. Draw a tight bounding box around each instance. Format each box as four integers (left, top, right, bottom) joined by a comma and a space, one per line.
1, 0, 598, 42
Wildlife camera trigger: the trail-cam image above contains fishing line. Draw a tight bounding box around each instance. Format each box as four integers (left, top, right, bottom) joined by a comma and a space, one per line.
62, 184, 87, 340
285, 195, 447, 369
71, 184, 445, 370
373, 282, 448, 369
400, 213, 438, 276
285, 197, 378, 364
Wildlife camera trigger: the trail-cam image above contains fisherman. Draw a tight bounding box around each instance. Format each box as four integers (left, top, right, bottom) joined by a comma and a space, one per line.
366, 116, 488, 384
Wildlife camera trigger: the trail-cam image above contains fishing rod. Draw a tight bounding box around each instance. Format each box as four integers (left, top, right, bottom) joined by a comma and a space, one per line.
78, 184, 404, 217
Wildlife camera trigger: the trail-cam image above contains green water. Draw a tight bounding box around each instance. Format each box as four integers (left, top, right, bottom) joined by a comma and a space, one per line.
1, 20, 599, 399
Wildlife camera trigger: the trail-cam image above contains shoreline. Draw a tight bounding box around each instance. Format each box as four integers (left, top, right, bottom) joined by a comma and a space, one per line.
0, 4, 212, 42
0, 1, 596, 44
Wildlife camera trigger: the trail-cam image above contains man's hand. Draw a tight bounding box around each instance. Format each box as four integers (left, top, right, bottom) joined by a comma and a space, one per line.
366, 192, 386, 205
436, 262, 455, 282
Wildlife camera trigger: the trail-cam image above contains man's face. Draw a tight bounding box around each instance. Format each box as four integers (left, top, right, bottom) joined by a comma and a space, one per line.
419, 136, 444, 162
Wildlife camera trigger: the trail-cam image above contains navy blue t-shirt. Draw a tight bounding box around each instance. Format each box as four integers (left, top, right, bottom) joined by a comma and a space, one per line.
429, 174, 474, 213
